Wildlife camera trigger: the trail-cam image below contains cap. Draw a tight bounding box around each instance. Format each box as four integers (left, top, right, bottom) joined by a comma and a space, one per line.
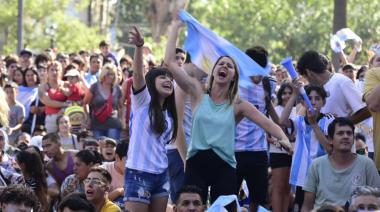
103, 137, 117, 146
64, 69, 80, 77
29, 135, 43, 151
56, 53, 69, 60
19, 49, 33, 57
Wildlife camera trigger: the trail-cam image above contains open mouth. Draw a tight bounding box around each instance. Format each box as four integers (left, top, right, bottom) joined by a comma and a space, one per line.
218, 70, 227, 78
162, 83, 172, 89
86, 189, 94, 196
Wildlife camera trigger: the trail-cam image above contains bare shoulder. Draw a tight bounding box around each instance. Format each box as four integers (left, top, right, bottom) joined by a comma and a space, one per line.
234, 98, 246, 113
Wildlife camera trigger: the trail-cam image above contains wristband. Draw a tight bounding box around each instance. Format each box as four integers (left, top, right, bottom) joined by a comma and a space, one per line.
136, 42, 144, 48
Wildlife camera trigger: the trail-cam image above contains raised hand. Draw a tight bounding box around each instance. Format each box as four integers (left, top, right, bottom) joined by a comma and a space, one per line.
306, 108, 318, 125
291, 77, 303, 96
170, 10, 183, 25
128, 26, 144, 47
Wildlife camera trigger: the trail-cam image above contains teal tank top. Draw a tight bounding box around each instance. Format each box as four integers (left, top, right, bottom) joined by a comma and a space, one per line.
187, 94, 236, 168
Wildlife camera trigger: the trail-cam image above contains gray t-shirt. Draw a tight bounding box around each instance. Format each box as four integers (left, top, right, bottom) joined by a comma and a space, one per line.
303, 154, 380, 208
8, 102, 25, 143
90, 82, 122, 130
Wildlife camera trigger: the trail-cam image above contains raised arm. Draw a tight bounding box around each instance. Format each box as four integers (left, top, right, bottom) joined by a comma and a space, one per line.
129, 26, 145, 91
236, 100, 292, 153
347, 40, 362, 63
174, 85, 188, 163
307, 109, 332, 154
279, 79, 301, 127
164, 20, 202, 104
267, 101, 279, 125
338, 51, 349, 66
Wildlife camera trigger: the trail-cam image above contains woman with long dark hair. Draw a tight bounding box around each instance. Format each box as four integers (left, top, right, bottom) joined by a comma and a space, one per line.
18, 68, 39, 125
123, 27, 178, 212
164, 19, 291, 206
22, 68, 45, 134
16, 150, 48, 211
61, 150, 102, 197
269, 82, 296, 212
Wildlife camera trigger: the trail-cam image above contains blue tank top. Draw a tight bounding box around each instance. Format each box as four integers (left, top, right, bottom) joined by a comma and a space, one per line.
187, 94, 236, 168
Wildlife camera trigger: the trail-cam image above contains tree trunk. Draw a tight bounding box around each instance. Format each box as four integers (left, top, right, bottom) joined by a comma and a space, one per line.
88, 0, 93, 27
148, 0, 189, 42
332, 0, 347, 72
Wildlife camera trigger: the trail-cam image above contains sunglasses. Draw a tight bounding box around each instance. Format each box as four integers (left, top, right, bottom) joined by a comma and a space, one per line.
356, 148, 366, 155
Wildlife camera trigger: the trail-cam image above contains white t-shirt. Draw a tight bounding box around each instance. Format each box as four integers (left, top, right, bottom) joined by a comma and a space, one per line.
127, 86, 173, 174
321, 73, 365, 117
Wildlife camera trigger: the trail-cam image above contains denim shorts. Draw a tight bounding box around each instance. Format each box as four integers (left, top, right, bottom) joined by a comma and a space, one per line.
123, 168, 169, 204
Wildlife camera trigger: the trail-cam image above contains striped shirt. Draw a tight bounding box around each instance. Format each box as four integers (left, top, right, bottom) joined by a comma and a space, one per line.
289, 115, 334, 187
166, 96, 192, 150
126, 86, 173, 174
235, 79, 276, 152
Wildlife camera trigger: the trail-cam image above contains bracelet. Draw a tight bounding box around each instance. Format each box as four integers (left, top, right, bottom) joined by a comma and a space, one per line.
136, 42, 144, 47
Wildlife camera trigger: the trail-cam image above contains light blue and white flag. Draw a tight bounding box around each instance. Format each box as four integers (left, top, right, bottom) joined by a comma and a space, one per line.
179, 10, 269, 88
330, 28, 362, 53
17, 86, 38, 120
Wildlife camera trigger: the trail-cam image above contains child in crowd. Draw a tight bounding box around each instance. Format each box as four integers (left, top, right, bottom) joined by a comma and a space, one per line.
57, 115, 79, 150
62, 69, 86, 106
279, 82, 334, 209
101, 139, 129, 210
100, 137, 116, 162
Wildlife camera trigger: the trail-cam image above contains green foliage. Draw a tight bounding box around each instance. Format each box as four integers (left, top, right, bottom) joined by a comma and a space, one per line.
187, 0, 333, 63
1, 0, 104, 55
7, 0, 378, 64
185, 0, 380, 65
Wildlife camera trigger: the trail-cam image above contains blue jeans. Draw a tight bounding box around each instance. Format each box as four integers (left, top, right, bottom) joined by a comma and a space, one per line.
123, 168, 169, 204
93, 128, 120, 140
167, 149, 185, 202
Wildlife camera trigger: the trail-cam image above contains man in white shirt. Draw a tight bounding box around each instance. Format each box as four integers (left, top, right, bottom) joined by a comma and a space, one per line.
296, 50, 370, 124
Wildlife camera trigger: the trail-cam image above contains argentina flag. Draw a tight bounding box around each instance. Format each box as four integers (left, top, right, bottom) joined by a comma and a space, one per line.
179, 10, 269, 88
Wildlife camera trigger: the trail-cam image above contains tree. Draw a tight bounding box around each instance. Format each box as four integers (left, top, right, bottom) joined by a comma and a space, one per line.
332, 0, 347, 70
0, 0, 105, 55
182, 0, 380, 65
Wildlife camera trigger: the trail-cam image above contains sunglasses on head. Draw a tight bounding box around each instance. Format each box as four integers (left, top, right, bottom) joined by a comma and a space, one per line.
356, 148, 366, 155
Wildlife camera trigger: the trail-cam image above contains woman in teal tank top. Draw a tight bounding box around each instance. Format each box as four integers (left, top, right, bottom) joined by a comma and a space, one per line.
164, 19, 292, 206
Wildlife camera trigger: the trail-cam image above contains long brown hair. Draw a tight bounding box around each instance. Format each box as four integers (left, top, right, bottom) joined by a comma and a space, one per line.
207, 56, 239, 105
16, 150, 48, 211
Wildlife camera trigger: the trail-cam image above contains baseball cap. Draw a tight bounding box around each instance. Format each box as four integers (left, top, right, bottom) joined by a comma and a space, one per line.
19, 49, 33, 57
64, 69, 80, 77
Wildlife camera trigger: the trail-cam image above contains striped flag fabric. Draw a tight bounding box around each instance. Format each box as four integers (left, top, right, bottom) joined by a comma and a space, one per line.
179, 10, 269, 88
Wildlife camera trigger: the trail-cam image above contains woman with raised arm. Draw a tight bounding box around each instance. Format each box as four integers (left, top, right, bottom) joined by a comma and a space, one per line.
164, 18, 292, 206
123, 26, 178, 212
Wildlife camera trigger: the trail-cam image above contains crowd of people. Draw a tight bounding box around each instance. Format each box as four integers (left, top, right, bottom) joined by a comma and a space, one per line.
0, 16, 380, 212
